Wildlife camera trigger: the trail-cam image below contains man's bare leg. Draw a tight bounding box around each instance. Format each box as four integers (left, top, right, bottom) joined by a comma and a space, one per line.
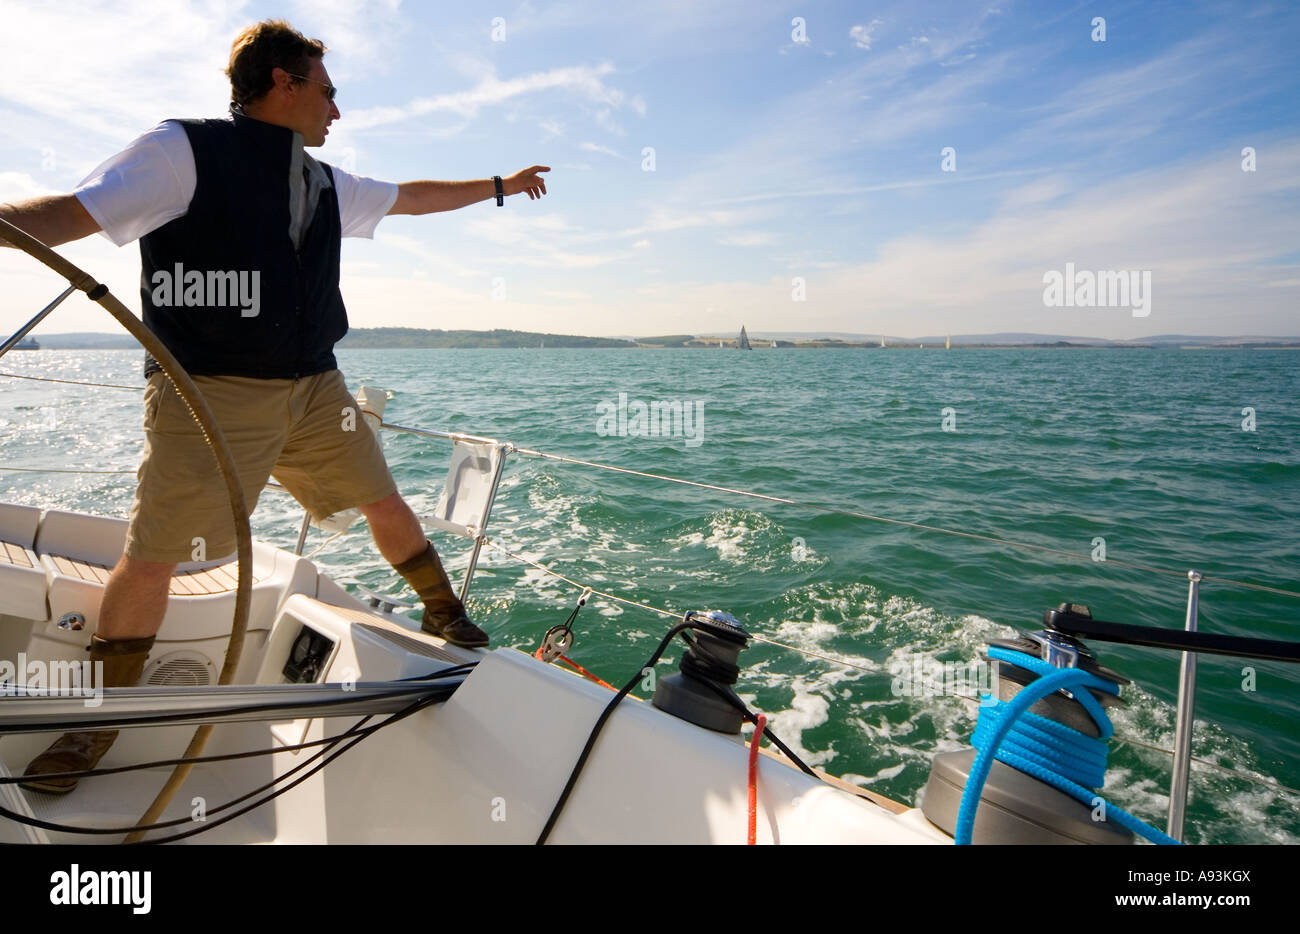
361, 492, 489, 647
97, 555, 177, 640
358, 491, 426, 565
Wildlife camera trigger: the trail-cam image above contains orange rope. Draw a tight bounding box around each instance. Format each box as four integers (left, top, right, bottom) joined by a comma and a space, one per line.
533, 643, 618, 691
556, 654, 618, 691
748, 713, 767, 845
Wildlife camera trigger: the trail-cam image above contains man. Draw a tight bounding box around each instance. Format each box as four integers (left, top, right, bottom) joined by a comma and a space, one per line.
0, 19, 550, 794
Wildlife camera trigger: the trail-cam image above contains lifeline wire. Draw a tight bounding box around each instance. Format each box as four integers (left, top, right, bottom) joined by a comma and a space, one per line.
5, 439, 1295, 598
511, 446, 1300, 599
0, 370, 140, 390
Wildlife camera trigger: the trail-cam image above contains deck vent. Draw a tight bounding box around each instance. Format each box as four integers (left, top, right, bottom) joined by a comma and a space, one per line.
144, 651, 215, 687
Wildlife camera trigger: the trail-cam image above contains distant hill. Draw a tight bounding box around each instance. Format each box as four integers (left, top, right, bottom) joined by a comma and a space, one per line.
636, 334, 696, 347
337, 327, 634, 348
698, 331, 1300, 347
18, 332, 140, 349
16, 329, 1299, 351
906, 333, 1300, 347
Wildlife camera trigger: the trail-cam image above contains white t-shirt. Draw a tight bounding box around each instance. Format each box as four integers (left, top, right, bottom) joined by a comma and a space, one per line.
74, 120, 397, 247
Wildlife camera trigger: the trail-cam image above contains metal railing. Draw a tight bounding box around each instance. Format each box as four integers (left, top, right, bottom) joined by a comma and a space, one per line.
290, 421, 511, 605
1168, 570, 1201, 840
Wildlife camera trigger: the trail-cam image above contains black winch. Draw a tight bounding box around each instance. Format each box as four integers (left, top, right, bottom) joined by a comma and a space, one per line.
651, 609, 751, 733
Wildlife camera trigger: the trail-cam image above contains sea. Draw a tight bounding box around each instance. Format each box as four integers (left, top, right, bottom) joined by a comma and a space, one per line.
2, 346, 1297, 845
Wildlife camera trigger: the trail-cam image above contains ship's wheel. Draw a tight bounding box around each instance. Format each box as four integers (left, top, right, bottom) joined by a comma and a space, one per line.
0, 217, 252, 841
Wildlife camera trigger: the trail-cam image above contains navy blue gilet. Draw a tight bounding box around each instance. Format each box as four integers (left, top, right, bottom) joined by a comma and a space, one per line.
139, 112, 346, 379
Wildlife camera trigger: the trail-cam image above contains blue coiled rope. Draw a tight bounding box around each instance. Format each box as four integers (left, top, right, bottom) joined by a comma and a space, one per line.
955, 646, 1181, 845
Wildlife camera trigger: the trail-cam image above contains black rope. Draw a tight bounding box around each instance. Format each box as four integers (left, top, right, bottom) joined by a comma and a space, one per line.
132, 693, 445, 844
535, 619, 814, 844
0, 665, 473, 737
679, 631, 741, 685
691, 674, 816, 777
0, 690, 444, 841
0, 666, 475, 839
0, 716, 376, 788
0, 663, 479, 787
536, 622, 693, 844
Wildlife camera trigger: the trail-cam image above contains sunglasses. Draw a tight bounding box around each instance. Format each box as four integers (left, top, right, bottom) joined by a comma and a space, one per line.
286, 73, 337, 102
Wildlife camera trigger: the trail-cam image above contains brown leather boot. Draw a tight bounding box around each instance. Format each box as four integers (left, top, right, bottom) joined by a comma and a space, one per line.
393, 540, 489, 648
20, 634, 156, 795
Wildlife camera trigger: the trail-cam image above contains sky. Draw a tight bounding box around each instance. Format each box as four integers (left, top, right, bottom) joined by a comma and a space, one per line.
0, 0, 1297, 340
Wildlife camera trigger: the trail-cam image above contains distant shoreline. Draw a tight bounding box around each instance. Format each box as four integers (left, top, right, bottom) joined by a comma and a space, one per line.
16, 328, 1300, 351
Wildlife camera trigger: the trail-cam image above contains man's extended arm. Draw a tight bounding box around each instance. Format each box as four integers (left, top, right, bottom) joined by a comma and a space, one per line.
388, 165, 550, 216
0, 194, 101, 247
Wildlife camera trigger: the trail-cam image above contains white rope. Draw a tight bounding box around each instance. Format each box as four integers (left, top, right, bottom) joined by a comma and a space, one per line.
304, 527, 348, 559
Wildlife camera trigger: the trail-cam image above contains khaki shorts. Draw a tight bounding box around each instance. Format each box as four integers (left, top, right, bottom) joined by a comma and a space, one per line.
124, 369, 397, 563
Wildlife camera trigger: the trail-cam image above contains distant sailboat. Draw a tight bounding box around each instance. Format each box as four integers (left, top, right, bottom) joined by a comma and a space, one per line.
771, 339, 778, 348
738, 326, 752, 350
880, 336, 886, 348
945, 334, 950, 350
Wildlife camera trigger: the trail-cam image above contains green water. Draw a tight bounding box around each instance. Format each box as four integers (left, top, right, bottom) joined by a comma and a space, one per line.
3, 347, 1298, 844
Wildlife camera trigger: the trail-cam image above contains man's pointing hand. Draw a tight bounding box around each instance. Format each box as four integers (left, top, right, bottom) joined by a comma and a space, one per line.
504, 166, 550, 200
388, 167, 552, 215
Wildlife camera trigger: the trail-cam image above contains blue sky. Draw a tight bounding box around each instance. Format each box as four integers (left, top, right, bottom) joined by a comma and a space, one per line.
1, 0, 1297, 339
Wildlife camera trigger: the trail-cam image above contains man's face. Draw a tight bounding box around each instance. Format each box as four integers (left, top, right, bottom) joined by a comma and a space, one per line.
290, 56, 339, 147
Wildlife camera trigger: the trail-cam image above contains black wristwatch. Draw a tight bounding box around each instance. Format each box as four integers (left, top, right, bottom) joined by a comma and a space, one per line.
493, 175, 503, 206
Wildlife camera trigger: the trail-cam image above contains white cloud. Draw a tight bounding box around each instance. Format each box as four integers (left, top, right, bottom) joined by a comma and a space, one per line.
464, 213, 579, 246
704, 168, 1047, 206
0, 1, 235, 150
540, 289, 591, 300
0, 171, 57, 202
618, 207, 758, 238
719, 232, 776, 247
345, 63, 643, 132
377, 232, 486, 278
289, 0, 407, 77
796, 141, 1300, 335
850, 20, 884, 51
998, 177, 1071, 210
